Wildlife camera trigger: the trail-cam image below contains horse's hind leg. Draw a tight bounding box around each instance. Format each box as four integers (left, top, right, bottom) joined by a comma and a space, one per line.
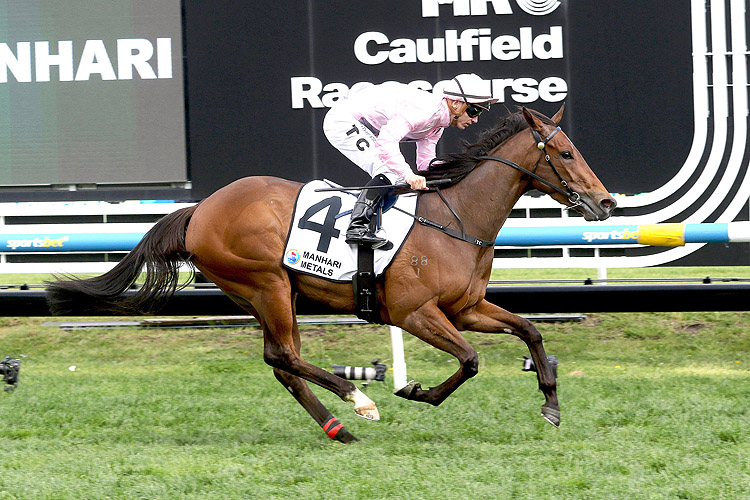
259, 300, 379, 420
273, 369, 357, 443
271, 309, 357, 443
221, 279, 380, 425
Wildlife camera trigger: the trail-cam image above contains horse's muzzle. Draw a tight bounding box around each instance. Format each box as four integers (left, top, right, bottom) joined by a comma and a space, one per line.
577, 194, 617, 221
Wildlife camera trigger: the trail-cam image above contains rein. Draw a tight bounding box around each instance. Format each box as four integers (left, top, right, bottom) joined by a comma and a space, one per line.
477, 126, 582, 209
399, 125, 583, 248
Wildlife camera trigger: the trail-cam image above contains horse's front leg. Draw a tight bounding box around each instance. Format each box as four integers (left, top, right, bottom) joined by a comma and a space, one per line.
394, 304, 479, 406
452, 299, 560, 427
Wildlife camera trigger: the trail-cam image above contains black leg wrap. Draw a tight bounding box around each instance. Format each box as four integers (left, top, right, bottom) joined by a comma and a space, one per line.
321, 415, 358, 443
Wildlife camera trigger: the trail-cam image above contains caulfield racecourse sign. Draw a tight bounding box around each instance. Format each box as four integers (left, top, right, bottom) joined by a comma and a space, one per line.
352, 27, 563, 65
290, 0, 568, 109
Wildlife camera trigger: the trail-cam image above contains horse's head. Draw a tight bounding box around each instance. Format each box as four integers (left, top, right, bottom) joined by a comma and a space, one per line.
521, 105, 616, 221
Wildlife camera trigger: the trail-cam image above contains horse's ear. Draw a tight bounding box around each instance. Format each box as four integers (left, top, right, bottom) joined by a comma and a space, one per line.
551, 103, 565, 124
522, 107, 544, 132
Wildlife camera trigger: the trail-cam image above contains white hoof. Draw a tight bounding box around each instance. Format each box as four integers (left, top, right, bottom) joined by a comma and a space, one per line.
355, 403, 380, 421
345, 388, 380, 421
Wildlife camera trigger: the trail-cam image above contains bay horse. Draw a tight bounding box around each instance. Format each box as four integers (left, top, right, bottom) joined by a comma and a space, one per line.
46, 106, 616, 443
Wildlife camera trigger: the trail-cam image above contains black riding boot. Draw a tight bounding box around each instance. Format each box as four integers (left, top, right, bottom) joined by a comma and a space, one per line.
345, 174, 391, 248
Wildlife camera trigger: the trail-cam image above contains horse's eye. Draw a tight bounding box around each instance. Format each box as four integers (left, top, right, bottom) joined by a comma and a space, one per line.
561, 151, 574, 160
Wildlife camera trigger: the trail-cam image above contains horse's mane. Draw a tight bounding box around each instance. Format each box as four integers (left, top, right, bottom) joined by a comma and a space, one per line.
422, 108, 555, 185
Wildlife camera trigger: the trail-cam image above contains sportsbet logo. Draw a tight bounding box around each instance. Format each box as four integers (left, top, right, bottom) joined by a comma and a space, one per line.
581, 229, 638, 243
5, 236, 70, 250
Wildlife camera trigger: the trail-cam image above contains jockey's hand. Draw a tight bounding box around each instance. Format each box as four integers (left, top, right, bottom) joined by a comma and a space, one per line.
405, 174, 428, 190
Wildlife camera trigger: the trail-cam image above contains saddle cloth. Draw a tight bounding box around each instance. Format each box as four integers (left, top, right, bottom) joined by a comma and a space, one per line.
282, 179, 418, 282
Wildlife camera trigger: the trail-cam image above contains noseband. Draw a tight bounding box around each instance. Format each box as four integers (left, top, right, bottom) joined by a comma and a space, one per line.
478, 126, 583, 210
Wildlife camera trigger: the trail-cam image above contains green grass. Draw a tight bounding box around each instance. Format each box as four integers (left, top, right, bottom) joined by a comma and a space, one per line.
1, 311, 749, 499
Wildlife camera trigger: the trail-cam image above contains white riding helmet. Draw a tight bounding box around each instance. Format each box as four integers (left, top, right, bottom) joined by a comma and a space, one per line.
441, 73, 499, 105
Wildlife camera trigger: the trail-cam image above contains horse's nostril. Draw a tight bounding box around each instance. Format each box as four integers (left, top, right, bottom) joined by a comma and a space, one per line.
600, 197, 617, 212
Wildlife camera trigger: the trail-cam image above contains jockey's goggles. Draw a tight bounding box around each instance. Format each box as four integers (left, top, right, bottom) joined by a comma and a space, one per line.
465, 102, 491, 119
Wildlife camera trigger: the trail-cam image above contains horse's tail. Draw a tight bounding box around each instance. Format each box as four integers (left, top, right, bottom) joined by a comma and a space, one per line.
46, 204, 199, 315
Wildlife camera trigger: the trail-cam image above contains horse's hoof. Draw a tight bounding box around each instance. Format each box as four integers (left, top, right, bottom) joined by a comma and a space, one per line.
354, 402, 380, 421
345, 388, 379, 421
394, 380, 421, 399
541, 406, 561, 427
338, 432, 359, 444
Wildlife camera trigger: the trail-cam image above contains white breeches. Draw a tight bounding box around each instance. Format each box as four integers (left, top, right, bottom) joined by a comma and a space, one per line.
322, 107, 401, 184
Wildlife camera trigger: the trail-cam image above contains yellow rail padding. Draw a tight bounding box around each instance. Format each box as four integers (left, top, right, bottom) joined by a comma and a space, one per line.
637, 224, 686, 246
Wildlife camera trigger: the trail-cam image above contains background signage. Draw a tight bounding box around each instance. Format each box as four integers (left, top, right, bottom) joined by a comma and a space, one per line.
0, 1, 700, 203
0, 1, 186, 190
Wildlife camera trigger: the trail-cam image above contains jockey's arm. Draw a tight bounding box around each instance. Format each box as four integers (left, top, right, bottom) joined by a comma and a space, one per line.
406, 130, 444, 190
415, 129, 442, 172
376, 117, 427, 189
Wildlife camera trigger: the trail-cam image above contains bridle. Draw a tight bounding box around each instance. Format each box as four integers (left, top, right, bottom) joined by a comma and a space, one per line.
393, 124, 586, 248
478, 126, 583, 210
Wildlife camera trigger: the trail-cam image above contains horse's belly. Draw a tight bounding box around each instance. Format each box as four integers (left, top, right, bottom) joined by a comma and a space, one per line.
294, 274, 356, 312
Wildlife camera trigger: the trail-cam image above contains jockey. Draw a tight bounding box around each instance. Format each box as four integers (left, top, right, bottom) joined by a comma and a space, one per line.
323, 73, 498, 248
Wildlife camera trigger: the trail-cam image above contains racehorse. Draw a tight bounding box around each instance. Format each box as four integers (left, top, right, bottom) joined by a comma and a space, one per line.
46, 106, 616, 443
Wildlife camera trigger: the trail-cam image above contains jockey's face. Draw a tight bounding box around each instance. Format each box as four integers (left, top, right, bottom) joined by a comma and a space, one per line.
447, 100, 478, 130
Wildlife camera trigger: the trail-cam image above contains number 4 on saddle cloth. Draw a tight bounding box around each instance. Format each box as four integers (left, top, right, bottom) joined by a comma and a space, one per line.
283, 179, 418, 283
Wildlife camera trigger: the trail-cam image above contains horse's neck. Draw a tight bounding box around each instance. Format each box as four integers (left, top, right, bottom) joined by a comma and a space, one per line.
429, 133, 533, 241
